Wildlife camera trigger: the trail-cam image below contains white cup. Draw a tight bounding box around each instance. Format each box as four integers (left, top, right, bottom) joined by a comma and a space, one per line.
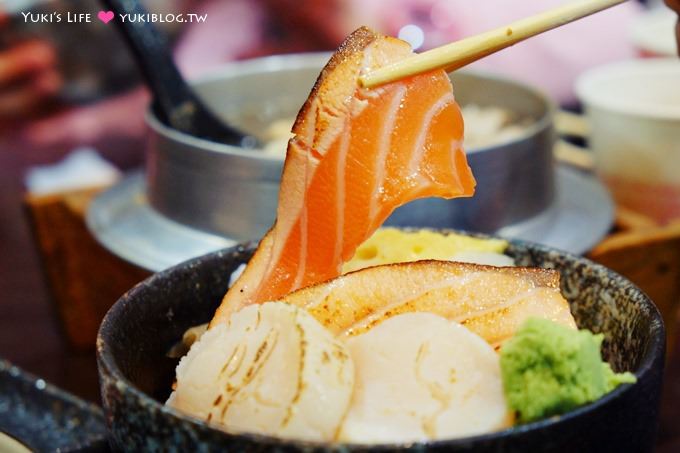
576, 58, 680, 224
630, 7, 678, 57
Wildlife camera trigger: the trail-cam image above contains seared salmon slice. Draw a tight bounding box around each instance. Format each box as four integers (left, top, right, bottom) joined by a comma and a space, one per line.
212, 27, 475, 325
279, 260, 576, 348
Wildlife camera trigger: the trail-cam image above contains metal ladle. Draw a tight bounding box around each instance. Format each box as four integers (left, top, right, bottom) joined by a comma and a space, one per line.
100, 0, 259, 147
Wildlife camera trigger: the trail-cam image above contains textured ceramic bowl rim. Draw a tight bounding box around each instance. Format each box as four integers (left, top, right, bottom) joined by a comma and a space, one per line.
0, 359, 108, 450
97, 235, 664, 450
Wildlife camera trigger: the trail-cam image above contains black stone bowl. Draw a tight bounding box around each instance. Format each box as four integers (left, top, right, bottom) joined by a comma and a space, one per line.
97, 235, 665, 452
0, 359, 109, 452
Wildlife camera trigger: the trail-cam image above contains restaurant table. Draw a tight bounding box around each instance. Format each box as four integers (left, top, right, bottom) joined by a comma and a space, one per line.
2, 136, 680, 451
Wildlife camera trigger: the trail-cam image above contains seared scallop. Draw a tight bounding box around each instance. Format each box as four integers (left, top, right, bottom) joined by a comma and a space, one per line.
339, 312, 512, 443
168, 302, 354, 442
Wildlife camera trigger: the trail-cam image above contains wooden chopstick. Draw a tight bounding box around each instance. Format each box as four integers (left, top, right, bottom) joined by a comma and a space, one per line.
359, 0, 628, 88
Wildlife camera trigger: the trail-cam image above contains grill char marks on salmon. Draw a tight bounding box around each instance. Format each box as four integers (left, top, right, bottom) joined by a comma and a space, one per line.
280, 260, 576, 348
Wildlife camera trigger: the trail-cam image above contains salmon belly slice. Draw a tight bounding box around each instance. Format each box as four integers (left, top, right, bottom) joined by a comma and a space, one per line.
279, 260, 577, 348
212, 27, 475, 326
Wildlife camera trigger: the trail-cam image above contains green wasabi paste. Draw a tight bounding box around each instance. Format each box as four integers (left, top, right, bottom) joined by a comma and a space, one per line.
500, 317, 636, 424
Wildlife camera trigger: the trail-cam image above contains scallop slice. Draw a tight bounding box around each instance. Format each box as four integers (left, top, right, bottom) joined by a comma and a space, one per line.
168, 302, 354, 442
339, 312, 512, 444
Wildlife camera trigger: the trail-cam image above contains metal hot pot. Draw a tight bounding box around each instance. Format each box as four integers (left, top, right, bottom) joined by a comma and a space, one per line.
88, 53, 613, 271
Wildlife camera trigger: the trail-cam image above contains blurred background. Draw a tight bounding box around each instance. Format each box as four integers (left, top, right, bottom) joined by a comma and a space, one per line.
1, 0, 679, 450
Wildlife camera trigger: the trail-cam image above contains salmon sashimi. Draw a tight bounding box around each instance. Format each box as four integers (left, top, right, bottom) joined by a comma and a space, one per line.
279, 260, 576, 348
211, 27, 475, 326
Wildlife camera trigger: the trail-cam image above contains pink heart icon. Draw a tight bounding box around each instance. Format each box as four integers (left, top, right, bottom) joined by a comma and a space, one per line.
98, 10, 115, 24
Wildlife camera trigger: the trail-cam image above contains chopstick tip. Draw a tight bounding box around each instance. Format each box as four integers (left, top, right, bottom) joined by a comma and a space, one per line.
358, 73, 373, 88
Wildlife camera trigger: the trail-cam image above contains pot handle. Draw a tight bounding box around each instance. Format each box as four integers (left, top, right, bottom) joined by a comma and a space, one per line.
554, 110, 594, 171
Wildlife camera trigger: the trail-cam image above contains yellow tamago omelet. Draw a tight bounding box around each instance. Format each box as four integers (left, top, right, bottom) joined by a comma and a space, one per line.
343, 228, 509, 273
